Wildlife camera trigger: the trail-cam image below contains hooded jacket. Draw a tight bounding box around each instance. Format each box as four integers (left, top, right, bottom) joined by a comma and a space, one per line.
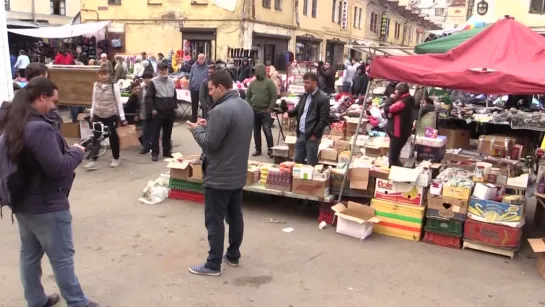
189, 61, 208, 91
145, 76, 177, 117
384, 92, 415, 139
268, 65, 281, 96
246, 64, 277, 112
352, 65, 369, 96
191, 90, 254, 190
238, 59, 253, 82
4, 111, 84, 214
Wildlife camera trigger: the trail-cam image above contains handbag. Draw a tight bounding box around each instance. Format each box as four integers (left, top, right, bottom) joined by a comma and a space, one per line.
116, 125, 140, 149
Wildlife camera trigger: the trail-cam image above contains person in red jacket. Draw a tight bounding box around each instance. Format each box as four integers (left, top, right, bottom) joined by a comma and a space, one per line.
65, 51, 74, 65
53, 50, 67, 65
383, 82, 415, 167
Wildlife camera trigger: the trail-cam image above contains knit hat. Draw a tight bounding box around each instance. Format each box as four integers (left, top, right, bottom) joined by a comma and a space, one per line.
142, 71, 154, 79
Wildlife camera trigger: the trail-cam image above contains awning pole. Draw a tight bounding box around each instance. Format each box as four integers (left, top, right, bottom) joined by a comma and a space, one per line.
337, 79, 373, 203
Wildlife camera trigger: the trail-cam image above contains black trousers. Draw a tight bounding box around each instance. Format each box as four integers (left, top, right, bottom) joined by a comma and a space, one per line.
253, 110, 274, 152
150, 112, 174, 156
88, 115, 120, 161
190, 90, 200, 123
389, 134, 410, 168
204, 187, 244, 271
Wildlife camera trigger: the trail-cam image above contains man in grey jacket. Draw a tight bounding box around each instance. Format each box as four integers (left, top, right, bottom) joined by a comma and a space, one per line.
189, 53, 208, 123
187, 70, 253, 276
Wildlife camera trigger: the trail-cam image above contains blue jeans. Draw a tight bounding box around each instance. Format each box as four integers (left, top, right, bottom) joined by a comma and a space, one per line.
17, 210, 89, 307
294, 133, 320, 166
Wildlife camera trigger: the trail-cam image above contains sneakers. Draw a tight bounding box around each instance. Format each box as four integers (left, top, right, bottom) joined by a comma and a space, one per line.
267, 148, 273, 158
139, 149, 150, 155
163, 152, 173, 158
42, 293, 60, 307
188, 263, 221, 276
251, 151, 262, 157
83, 161, 98, 171
152, 155, 158, 162
110, 159, 120, 168
223, 256, 240, 267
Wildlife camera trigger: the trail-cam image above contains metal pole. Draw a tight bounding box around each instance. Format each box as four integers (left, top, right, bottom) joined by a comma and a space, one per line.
337, 79, 373, 203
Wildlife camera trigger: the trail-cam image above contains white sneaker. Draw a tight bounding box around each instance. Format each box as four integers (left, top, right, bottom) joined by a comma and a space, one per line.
83, 161, 98, 171
110, 159, 120, 168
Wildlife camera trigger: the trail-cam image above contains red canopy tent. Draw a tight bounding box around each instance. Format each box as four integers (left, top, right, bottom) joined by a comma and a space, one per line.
369, 18, 545, 95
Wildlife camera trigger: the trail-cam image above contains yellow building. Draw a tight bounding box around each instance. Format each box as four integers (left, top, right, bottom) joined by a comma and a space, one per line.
470, 0, 545, 29
80, 0, 437, 67
6, 0, 80, 26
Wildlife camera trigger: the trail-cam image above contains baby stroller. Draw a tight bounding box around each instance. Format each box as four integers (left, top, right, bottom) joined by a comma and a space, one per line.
81, 121, 111, 159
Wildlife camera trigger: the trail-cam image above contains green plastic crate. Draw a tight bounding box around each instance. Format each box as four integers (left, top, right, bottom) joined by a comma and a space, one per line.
169, 178, 204, 193
424, 217, 463, 238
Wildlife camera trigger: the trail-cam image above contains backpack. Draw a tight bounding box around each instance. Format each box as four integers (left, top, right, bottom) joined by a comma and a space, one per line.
0, 133, 27, 221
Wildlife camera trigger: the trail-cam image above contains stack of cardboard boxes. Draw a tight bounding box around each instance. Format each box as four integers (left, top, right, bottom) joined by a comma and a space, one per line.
166, 154, 204, 203
370, 166, 430, 241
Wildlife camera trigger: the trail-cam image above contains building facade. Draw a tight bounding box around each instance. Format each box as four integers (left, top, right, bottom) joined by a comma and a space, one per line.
469, 0, 545, 30
5, 0, 80, 26
80, 0, 438, 67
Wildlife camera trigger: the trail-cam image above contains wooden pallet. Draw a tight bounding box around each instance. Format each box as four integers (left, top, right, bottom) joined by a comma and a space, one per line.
462, 240, 516, 259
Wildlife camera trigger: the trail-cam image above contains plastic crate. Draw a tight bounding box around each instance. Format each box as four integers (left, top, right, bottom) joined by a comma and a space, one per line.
168, 178, 204, 193
423, 231, 462, 249
168, 189, 205, 203
318, 206, 337, 226
424, 217, 463, 238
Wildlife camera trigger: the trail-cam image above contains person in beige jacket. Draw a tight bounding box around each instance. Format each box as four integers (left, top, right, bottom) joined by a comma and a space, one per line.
266, 65, 281, 97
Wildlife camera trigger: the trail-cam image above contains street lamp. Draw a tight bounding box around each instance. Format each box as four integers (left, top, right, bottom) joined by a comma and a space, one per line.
476, 0, 489, 16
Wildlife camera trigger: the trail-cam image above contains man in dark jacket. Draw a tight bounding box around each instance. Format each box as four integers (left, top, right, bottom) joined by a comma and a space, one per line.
199, 64, 216, 120
145, 62, 178, 161
318, 62, 336, 95
384, 82, 415, 167
351, 64, 369, 97
0, 77, 102, 307
237, 58, 253, 82
187, 70, 254, 276
246, 63, 277, 157
189, 54, 208, 123
284, 72, 330, 166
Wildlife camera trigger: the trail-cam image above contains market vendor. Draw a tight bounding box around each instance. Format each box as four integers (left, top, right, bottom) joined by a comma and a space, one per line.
384, 83, 414, 167
415, 97, 436, 137
284, 72, 330, 166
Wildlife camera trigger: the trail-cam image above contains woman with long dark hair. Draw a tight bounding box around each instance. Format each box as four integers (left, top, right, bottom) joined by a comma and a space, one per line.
0, 77, 101, 307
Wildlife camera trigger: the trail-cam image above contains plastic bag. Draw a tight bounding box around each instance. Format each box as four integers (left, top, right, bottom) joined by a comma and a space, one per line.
138, 175, 169, 205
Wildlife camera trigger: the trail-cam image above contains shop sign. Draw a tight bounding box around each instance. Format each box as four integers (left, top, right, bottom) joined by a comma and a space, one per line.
340, 0, 348, 31
380, 13, 389, 41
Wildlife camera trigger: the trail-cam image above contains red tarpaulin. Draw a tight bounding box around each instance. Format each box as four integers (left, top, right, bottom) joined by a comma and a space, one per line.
369, 18, 545, 95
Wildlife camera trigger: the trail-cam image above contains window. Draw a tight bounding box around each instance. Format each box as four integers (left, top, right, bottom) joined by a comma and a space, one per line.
311, 0, 317, 17
263, 0, 271, 8
50, 0, 66, 15
530, 0, 545, 14
337, 1, 342, 24
108, 0, 121, 4
370, 12, 378, 33
4, 0, 9, 10
353, 7, 358, 28
394, 22, 401, 40
434, 8, 445, 16
303, 0, 308, 15
358, 8, 362, 29
332, 0, 340, 23
274, 0, 282, 10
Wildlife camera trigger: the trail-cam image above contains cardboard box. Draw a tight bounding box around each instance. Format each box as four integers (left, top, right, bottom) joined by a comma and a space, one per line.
332, 202, 380, 240
338, 151, 351, 164
477, 135, 516, 157
168, 160, 193, 180
190, 162, 203, 181
320, 148, 338, 162
468, 197, 524, 227
371, 198, 425, 241
285, 135, 297, 158
472, 183, 497, 200
292, 178, 330, 198
528, 238, 545, 279
442, 185, 472, 200
60, 122, 80, 139
271, 145, 290, 157
427, 194, 468, 221
349, 167, 370, 190
374, 166, 426, 206
464, 218, 522, 248
438, 128, 470, 149
292, 165, 314, 179
334, 140, 351, 152
415, 144, 446, 163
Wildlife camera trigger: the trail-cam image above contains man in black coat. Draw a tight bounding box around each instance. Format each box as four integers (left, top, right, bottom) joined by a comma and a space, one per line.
237, 58, 253, 82
284, 72, 330, 166
351, 65, 369, 97
317, 62, 336, 95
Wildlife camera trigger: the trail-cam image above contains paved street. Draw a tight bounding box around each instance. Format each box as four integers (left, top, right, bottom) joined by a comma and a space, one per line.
1, 122, 544, 307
